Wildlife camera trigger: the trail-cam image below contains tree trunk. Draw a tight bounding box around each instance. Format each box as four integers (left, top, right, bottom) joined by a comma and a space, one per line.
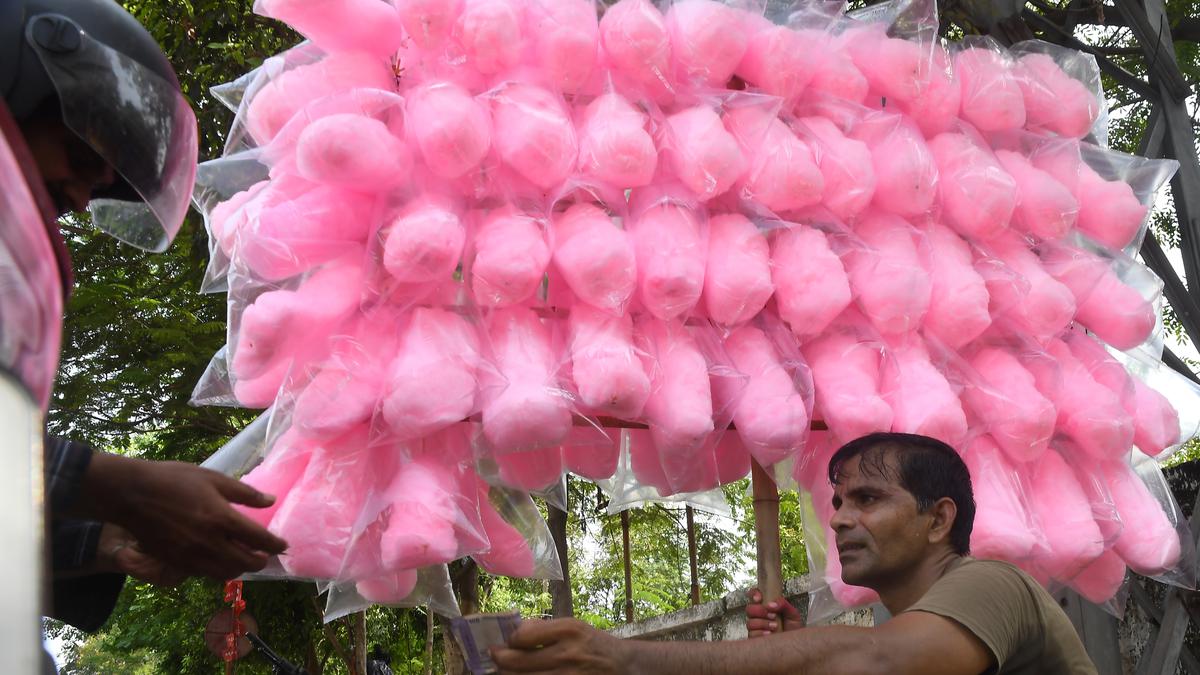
548, 495, 574, 617
441, 559, 480, 675
353, 611, 367, 675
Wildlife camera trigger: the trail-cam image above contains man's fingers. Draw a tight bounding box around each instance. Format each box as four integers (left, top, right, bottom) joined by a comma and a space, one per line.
745, 604, 771, 619
492, 643, 570, 673
748, 589, 761, 603
223, 510, 288, 555
506, 619, 584, 650
212, 471, 276, 508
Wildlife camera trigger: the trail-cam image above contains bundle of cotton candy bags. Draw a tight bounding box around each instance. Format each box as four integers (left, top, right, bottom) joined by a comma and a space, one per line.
194, 0, 1194, 608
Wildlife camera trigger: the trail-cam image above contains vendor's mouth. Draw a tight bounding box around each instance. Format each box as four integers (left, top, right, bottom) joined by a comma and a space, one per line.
838, 542, 866, 556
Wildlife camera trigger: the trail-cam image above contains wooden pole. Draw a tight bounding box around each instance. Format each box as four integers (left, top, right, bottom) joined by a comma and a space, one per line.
751, 459, 783, 603
621, 510, 634, 622
686, 505, 700, 606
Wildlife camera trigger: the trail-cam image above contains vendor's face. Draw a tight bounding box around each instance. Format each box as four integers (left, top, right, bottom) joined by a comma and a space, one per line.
21, 116, 115, 217
830, 451, 934, 589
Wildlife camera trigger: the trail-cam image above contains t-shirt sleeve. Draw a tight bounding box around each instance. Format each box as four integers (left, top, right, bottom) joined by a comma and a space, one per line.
905, 562, 1039, 670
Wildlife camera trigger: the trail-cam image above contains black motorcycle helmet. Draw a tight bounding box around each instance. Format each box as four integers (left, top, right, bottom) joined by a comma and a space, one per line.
0, 0, 198, 252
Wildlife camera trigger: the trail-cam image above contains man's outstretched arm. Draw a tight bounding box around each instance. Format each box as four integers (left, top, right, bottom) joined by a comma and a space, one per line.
493, 612, 993, 675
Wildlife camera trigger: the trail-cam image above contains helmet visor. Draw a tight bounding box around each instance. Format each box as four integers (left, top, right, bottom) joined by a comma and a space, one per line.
27, 16, 198, 252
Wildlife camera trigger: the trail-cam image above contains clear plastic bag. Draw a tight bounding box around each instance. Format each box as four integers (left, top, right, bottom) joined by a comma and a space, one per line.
792, 115, 876, 221
953, 36, 1026, 133
597, 0, 676, 105
323, 565, 461, 622
700, 212, 774, 327
548, 189, 638, 316
601, 429, 733, 514
724, 105, 824, 217
627, 186, 708, 321
842, 212, 930, 337
485, 81, 579, 192
927, 126, 1017, 243
919, 220, 991, 350
575, 88, 659, 190
191, 151, 271, 294
524, 0, 602, 95
800, 310, 893, 444
769, 221, 854, 343
1009, 39, 1107, 145
877, 335, 968, 447
466, 206, 552, 309
847, 110, 937, 218
564, 305, 651, 421
473, 481, 564, 580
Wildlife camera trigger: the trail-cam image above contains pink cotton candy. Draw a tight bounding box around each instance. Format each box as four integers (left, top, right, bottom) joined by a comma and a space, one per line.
239, 176, 375, 281
715, 433, 751, 485
845, 212, 931, 336
806, 31, 868, 105
496, 446, 564, 491
922, 222, 991, 349
599, 0, 673, 103
259, 0, 404, 59
1133, 378, 1181, 456
274, 433, 378, 579
664, 0, 747, 87
994, 150, 1078, 241
235, 435, 313, 528
666, 106, 745, 201
735, 19, 818, 103
798, 117, 875, 220
1017, 53, 1100, 139
568, 305, 650, 419
232, 357, 292, 408
851, 116, 937, 217
1098, 459, 1181, 576
232, 261, 365, 382
245, 53, 395, 146
406, 83, 491, 179
899, 48, 961, 138
981, 232, 1075, 341
702, 214, 772, 326
771, 225, 852, 342
293, 321, 395, 436
1027, 339, 1133, 460
1025, 449, 1104, 581
396, 0, 462, 47
803, 331, 892, 443
962, 347, 1055, 462
1075, 166, 1148, 251
1069, 550, 1126, 605
563, 437, 620, 481
383, 200, 466, 285
378, 458, 463, 570
1066, 331, 1179, 457
208, 181, 269, 259
928, 133, 1016, 241
630, 200, 705, 321
628, 427, 674, 495
961, 436, 1038, 560
491, 83, 577, 189
879, 339, 967, 446
577, 93, 657, 188
482, 307, 572, 452
454, 0, 524, 74
357, 569, 420, 604
471, 208, 551, 307
955, 47, 1026, 132
529, 0, 598, 93
473, 483, 536, 577
552, 203, 637, 313
382, 308, 481, 439
725, 325, 808, 466
636, 318, 716, 493
842, 25, 925, 106
724, 107, 823, 213
1040, 246, 1156, 350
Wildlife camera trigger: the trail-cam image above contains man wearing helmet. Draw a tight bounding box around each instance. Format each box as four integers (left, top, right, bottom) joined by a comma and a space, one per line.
1, 0, 288, 633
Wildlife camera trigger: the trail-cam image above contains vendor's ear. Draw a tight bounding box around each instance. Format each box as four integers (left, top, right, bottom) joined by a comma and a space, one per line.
926, 496, 958, 546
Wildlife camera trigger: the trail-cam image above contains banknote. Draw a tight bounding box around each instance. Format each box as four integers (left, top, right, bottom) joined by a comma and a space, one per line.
449, 611, 523, 674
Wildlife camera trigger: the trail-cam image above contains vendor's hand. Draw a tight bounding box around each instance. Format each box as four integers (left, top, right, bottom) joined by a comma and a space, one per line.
492, 618, 630, 674
77, 454, 288, 581
745, 588, 803, 637
96, 524, 186, 587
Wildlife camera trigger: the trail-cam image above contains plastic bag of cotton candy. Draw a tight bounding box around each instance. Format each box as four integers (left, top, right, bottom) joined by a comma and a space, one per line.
192, 0, 1190, 606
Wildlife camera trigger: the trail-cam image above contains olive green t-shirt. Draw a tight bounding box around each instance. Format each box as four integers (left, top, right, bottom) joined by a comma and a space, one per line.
905, 558, 1097, 675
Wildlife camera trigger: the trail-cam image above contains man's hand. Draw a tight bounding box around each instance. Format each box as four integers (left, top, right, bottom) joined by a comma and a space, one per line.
96, 524, 186, 587
75, 454, 288, 581
492, 618, 630, 674
745, 588, 804, 638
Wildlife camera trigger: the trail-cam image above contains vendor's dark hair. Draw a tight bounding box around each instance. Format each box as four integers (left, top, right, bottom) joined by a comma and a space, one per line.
828, 432, 975, 556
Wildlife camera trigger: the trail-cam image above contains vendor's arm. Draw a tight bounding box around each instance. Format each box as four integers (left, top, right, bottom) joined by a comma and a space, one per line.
493, 613, 992, 675
63, 450, 288, 581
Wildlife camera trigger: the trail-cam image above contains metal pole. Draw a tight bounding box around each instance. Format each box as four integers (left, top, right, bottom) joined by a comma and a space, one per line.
686, 506, 700, 606
621, 510, 634, 622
